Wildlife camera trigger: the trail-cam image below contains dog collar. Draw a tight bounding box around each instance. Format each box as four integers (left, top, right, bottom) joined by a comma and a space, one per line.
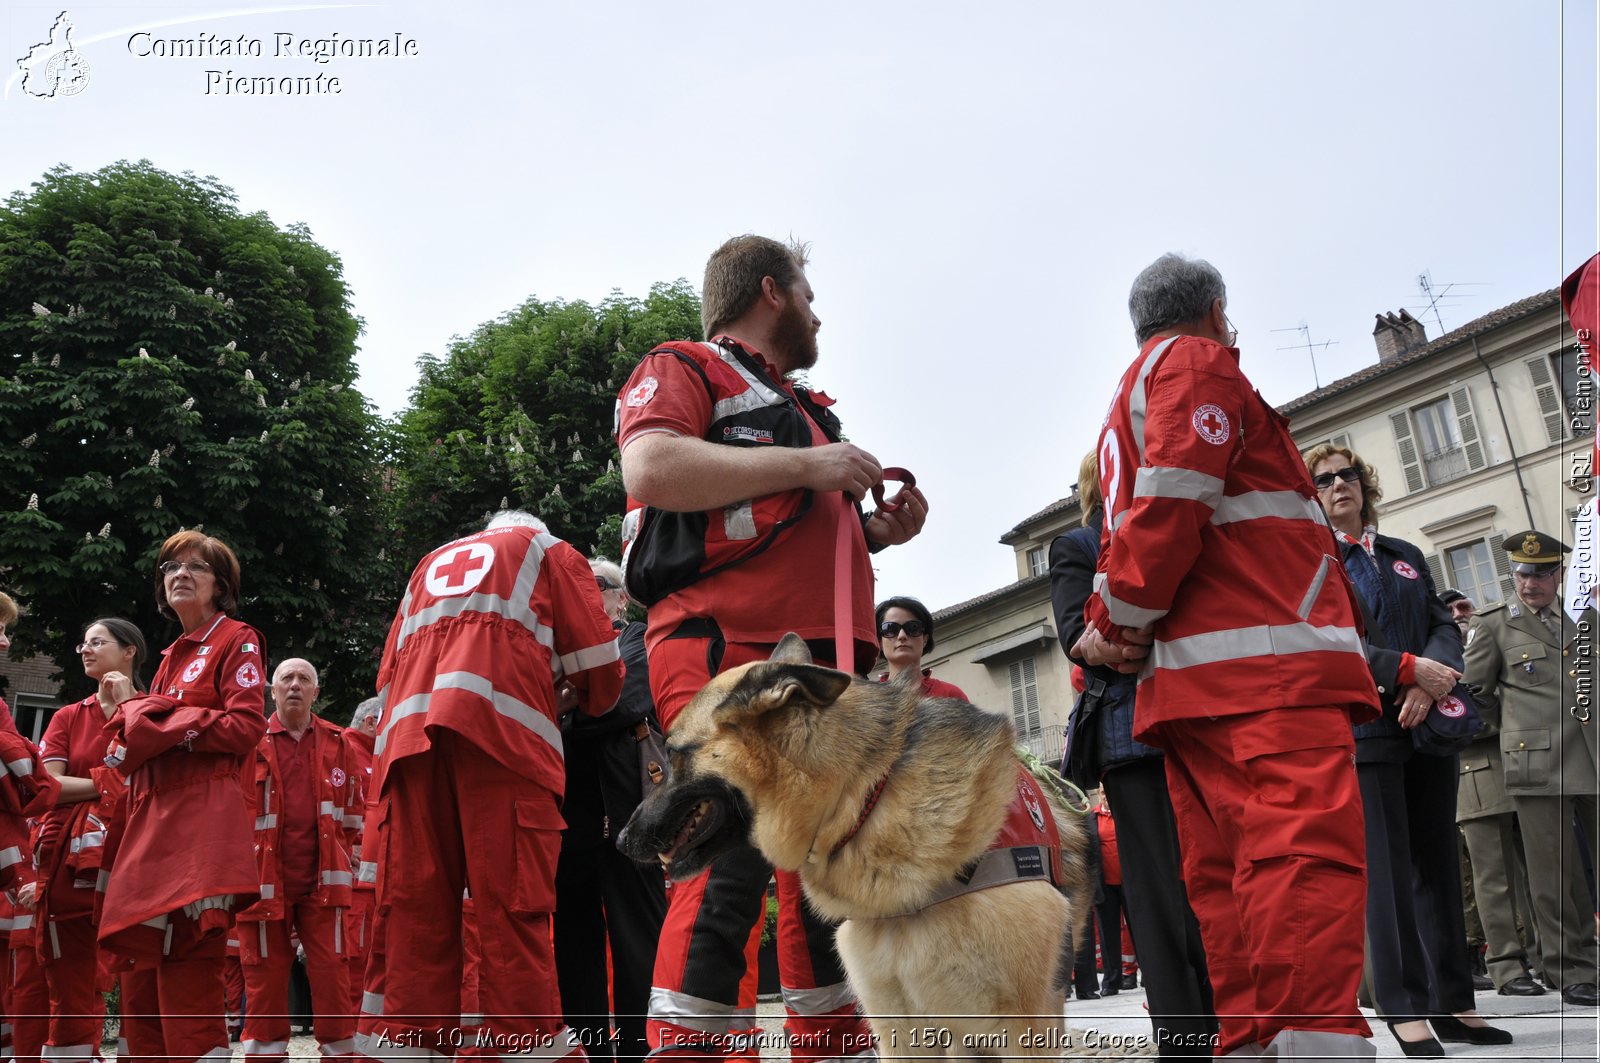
830, 773, 890, 856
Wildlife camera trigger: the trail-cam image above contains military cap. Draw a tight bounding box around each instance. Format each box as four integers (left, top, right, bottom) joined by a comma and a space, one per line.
1502, 529, 1569, 574
1439, 587, 1469, 605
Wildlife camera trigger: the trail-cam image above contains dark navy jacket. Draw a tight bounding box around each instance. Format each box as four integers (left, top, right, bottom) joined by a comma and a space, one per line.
1337, 532, 1463, 762
1051, 509, 1160, 773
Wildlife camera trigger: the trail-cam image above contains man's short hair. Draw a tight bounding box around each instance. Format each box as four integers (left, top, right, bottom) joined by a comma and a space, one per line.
351, 696, 382, 728
486, 509, 546, 532
1129, 253, 1227, 344
702, 235, 810, 339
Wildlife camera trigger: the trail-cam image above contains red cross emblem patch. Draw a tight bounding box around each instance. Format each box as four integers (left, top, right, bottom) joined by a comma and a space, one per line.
1392, 561, 1419, 580
625, 376, 659, 408
425, 542, 495, 597
182, 658, 206, 684
1437, 694, 1466, 718
1191, 404, 1231, 445
236, 662, 262, 688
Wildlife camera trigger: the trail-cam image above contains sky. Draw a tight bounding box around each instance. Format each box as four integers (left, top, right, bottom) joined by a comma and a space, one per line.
3, 0, 1596, 615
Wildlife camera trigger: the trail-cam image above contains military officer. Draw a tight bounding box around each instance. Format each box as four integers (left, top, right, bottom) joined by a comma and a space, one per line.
1464, 530, 1599, 1006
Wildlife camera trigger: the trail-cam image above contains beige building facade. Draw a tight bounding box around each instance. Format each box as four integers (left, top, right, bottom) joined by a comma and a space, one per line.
924, 288, 1590, 762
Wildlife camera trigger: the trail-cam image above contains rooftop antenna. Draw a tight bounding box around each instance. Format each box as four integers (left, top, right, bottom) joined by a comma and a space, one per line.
1274, 324, 1338, 390
1413, 271, 1484, 336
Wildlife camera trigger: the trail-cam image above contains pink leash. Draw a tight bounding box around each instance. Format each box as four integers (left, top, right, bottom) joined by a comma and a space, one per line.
833, 467, 916, 672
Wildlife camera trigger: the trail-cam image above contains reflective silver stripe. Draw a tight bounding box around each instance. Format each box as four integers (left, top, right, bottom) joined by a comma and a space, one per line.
95, 870, 110, 892
0, 847, 22, 870
351, 1032, 446, 1061
333, 913, 342, 954
198, 1050, 233, 1061
1211, 490, 1325, 526
1151, 622, 1364, 673
318, 1039, 356, 1057
140, 914, 169, 930
1092, 572, 1169, 629
343, 813, 363, 831
0, 918, 13, 933
1134, 465, 1224, 509
68, 830, 105, 853
163, 921, 174, 957
259, 921, 269, 958
356, 861, 377, 884
361, 991, 385, 1016
321, 870, 353, 887
242, 1040, 290, 1056
723, 501, 757, 540
396, 531, 550, 653
104, 744, 126, 768
779, 980, 856, 1016
319, 800, 337, 816
1297, 556, 1332, 621
1127, 336, 1179, 460
557, 638, 620, 679
48, 922, 60, 960
254, 814, 278, 830
647, 986, 751, 1033
710, 387, 777, 422
706, 340, 789, 418
5, 758, 33, 777
432, 671, 563, 756
9, 915, 32, 931
374, 692, 430, 757
39, 1045, 94, 1063
459, 1014, 484, 1027
258, 884, 276, 899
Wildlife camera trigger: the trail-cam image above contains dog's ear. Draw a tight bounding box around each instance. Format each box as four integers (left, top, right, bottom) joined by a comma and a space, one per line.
717, 662, 851, 725
768, 632, 813, 665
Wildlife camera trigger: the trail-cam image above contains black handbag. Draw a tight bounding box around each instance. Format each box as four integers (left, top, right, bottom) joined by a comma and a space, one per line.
1411, 681, 1484, 756
1061, 676, 1107, 789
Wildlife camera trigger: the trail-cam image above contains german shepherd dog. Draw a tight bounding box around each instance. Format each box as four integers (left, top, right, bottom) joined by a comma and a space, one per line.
619, 634, 1091, 1059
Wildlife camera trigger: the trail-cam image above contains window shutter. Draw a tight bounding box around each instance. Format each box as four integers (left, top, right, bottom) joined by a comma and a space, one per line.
1331, 432, 1352, 451
1388, 408, 1426, 493
1451, 385, 1487, 471
1524, 355, 1567, 445
1488, 532, 1513, 603
1425, 552, 1446, 590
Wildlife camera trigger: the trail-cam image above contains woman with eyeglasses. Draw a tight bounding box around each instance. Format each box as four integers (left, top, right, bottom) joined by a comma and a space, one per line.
28, 618, 149, 1061
1305, 444, 1510, 1056
94, 530, 268, 1063
874, 596, 966, 698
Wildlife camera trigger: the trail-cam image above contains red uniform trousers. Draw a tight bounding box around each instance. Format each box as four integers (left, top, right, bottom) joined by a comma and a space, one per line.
9, 939, 49, 1063
222, 953, 244, 1033
343, 891, 375, 1021
355, 730, 580, 1062
646, 635, 872, 1063
240, 900, 354, 1059
118, 910, 231, 1063
1158, 707, 1372, 1057
40, 916, 102, 1061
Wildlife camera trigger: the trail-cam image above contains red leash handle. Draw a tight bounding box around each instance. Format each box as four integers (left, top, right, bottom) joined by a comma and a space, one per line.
836, 467, 917, 674
872, 467, 916, 512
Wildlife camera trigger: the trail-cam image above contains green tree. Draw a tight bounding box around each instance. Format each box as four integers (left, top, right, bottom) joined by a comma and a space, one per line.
390, 280, 702, 563
0, 160, 396, 717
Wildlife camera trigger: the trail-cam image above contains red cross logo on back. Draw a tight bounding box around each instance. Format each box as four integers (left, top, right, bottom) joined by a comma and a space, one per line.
424, 542, 495, 597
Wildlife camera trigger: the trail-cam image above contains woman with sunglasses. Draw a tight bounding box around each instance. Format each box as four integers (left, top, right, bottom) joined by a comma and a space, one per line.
31, 618, 149, 1061
874, 596, 966, 699
1305, 444, 1510, 1056
94, 530, 268, 1063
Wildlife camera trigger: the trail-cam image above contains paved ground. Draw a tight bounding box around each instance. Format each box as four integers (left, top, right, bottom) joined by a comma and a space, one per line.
198, 983, 1597, 1060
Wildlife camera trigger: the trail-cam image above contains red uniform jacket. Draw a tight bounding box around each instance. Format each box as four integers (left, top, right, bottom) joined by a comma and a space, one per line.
97, 614, 268, 963
372, 523, 622, 798
344, 729, 375, 892
1086, 333, 1378, 739
237, 713, 362, 921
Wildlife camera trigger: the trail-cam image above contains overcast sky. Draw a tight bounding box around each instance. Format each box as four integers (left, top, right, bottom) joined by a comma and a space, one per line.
4, 0, 1596, 614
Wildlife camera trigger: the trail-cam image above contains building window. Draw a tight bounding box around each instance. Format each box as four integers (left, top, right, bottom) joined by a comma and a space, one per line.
1027, 546, 1047, 577
1540, 347, 1593, 443
1436, 534, 1513, 608
1389, 386, 1487, 494
1008, 656, 1042, 744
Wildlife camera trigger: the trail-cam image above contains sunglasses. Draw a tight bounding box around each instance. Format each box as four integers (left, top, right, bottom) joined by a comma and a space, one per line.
595, 575, 621, 591
1311, 467, 1361, 490
879, 620, 927, 639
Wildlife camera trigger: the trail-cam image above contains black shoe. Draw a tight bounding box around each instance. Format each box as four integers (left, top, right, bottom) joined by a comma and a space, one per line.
1429, 1015, 1513, 1045
1472, 973, 1494, 991
1386, 1023, 1444, 1058
1498, 974, 1547, 996
1562, 982, 1600, 1006
1120, 972, 1139, 990
1099, 982, 1120, 996
1076, 989, 1101, 1000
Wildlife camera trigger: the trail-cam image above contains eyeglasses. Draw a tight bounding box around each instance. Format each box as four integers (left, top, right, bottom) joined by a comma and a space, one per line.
879, 620, 927, 639
595, 575, 621, 592
159, 560, 212, 576
1224, 313, 1239, 347
76, 638, 114, 653
1311, 467, 1362, 491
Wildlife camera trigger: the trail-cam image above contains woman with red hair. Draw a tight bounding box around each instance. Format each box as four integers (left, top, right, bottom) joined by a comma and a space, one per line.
96, 530, 267, 1063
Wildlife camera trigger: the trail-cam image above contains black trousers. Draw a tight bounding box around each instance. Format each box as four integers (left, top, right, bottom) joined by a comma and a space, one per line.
1096, 884, 1132, 991
1357, 753, 1475, 1020
1103, 758, 1218, 1059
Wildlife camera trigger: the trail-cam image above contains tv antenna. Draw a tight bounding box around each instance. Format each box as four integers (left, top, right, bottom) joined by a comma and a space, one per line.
1413, 271, 1484, 336
1274, 324, 1338, 390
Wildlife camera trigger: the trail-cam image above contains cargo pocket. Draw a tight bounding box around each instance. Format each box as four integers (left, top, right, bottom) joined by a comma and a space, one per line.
1500, 729, 1552, 789
511, 799, 564, 916
370, 797, 392, 915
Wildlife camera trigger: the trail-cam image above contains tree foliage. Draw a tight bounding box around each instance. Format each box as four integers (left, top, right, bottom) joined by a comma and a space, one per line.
0, 160, 396, 716
389, 281, 702, 564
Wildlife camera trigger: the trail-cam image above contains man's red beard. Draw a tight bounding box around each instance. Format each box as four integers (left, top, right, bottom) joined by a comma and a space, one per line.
771, 295, 819, 371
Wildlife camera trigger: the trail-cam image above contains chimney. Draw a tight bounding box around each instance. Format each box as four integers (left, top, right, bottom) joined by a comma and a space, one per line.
1373, 309, 1428, 362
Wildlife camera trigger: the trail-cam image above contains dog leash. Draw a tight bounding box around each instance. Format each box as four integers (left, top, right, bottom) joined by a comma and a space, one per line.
833, 467, 916, 672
